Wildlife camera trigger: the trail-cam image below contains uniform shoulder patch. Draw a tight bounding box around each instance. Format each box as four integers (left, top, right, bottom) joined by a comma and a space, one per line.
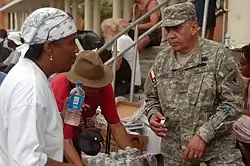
228, 72, 245, 93
148, 70, 157, 84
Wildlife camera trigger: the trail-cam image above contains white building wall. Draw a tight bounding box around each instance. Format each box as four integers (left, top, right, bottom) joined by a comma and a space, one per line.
227, 0, 250, 48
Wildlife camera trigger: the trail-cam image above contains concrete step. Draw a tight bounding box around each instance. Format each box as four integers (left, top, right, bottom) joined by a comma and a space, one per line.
139, 46, 164, 82
140, 46, 164, 60
127, 46, 164, 102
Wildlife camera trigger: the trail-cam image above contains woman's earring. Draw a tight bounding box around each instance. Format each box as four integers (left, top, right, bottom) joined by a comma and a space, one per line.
50, 55, 53, 61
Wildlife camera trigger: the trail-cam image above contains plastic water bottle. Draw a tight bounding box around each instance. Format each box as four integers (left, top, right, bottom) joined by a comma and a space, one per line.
224, 33, 230, 48
64, 82, 85, 126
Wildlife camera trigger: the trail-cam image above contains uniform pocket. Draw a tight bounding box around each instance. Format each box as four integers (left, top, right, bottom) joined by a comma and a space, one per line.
188, 74, 204, 106
156, 72, 177, 109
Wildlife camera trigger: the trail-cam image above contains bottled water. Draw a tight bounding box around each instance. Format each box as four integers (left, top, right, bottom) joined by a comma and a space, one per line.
224, 33, 230, 48
64, 83, 85, 126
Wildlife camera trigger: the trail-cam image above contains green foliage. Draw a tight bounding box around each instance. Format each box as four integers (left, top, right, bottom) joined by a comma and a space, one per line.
79, 0, 113, 22
100, 0, 113, 21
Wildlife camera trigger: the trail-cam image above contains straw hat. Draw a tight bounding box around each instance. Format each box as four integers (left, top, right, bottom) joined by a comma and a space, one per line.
66, 51, 113, 88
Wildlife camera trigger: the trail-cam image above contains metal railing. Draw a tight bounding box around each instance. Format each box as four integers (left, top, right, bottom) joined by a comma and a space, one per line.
201, 0, 209, 38
97, 0, 168, 55
97, 0, 168, 102
96, 0, 218, 102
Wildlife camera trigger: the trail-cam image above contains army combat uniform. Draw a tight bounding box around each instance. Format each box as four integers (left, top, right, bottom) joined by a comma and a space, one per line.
144, 3, 245, 166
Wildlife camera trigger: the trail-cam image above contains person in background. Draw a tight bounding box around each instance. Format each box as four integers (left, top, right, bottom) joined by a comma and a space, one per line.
145, 2, 245, 165
0, 8, 79, 166
193, 0, 217, 40
0, 29, 11, 63
51, 51, 131, 166
131, 0, 161, 52
233, 44, 250, 163
77, 30, 103, 50
3, 31, 22, 73
0, 71, 6, 85
77, 29, 134, 97
0, 29, 7, 40
101, 18, 142, 96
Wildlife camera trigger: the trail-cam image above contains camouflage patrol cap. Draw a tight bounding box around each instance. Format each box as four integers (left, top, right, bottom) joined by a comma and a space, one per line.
161, 2, 196, 27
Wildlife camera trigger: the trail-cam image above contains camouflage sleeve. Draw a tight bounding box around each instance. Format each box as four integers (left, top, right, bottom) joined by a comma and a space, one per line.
144, 53, 164, 120
196, 47, 244, 143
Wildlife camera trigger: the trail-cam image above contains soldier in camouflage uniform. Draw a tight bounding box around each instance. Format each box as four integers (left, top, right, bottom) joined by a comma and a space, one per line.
144, 2, 245, 166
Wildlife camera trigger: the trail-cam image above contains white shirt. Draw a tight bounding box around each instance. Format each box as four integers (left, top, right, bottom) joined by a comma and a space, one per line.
3, 50, 21, 65
0, 59, 64, 166
0, 38, 10, 49
116, 35, 141, 86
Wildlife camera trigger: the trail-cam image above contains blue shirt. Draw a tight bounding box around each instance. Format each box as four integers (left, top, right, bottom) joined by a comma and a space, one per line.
195, 0, 216, 28
0, 72, 6, 85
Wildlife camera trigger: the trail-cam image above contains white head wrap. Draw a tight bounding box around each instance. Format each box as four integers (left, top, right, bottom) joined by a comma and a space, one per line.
17, 7, 77, 58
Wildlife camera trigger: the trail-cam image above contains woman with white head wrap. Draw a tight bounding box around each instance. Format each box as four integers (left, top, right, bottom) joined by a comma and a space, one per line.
0, 8, 78, 166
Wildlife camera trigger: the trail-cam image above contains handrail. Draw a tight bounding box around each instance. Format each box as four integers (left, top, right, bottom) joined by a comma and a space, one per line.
104, 19, 164, 66
201, 0, 210, 38
98, 0, 211, 101
111, 40, 117, 89
97, 0, 168, 55
129, 24, 139, 102
104, 20, 163, 101
221, 0, 227, 43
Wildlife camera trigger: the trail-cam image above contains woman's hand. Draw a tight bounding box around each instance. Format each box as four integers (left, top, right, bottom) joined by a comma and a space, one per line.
110, 123, 132, 149
61, 98, 69, 120
61, 98, 83, 127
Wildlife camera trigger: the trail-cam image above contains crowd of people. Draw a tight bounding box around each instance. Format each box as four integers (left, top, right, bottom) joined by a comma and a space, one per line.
0, 1, 249, 166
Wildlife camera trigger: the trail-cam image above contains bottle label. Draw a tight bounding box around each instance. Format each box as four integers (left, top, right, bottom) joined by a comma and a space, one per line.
68, 94, 84, 111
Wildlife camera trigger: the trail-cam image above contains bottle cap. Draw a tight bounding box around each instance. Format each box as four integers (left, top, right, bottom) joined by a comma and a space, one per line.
76, 82, 83, 88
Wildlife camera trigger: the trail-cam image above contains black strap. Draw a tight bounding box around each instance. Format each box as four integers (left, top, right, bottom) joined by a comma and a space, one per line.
105, 124, 112, 155
0, 41, 4, 62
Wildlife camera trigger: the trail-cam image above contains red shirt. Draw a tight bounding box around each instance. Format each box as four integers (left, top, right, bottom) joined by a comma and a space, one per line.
51, 73, 120, 140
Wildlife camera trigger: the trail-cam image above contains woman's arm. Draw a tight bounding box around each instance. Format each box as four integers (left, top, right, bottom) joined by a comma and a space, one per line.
110, 123, 132, 149
50, 74, 83, 165
63, 139, 84, 166
132, 4, 137, 22
99, 84, 132, 148
46, 159, 75, 166
138, 1, 160, 30
107, 54, 122, 71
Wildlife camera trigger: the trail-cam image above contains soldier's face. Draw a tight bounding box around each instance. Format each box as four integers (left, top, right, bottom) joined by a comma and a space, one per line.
165, 21, 199, 53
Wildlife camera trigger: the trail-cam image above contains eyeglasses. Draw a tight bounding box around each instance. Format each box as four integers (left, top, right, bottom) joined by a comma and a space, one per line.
46, 13, 73, 41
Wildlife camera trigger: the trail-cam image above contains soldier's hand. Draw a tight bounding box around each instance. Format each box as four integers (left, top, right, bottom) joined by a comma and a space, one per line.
183, 135, 207, 161
149, 111, 167, 137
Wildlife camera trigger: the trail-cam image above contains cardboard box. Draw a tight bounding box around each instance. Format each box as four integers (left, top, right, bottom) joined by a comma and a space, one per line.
100, 100, 148, 152
116, 101, 141, 119
100, 130, 148, 152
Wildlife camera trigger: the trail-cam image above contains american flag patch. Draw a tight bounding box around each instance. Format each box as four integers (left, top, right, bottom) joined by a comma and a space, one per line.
148, 70, 156, 84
